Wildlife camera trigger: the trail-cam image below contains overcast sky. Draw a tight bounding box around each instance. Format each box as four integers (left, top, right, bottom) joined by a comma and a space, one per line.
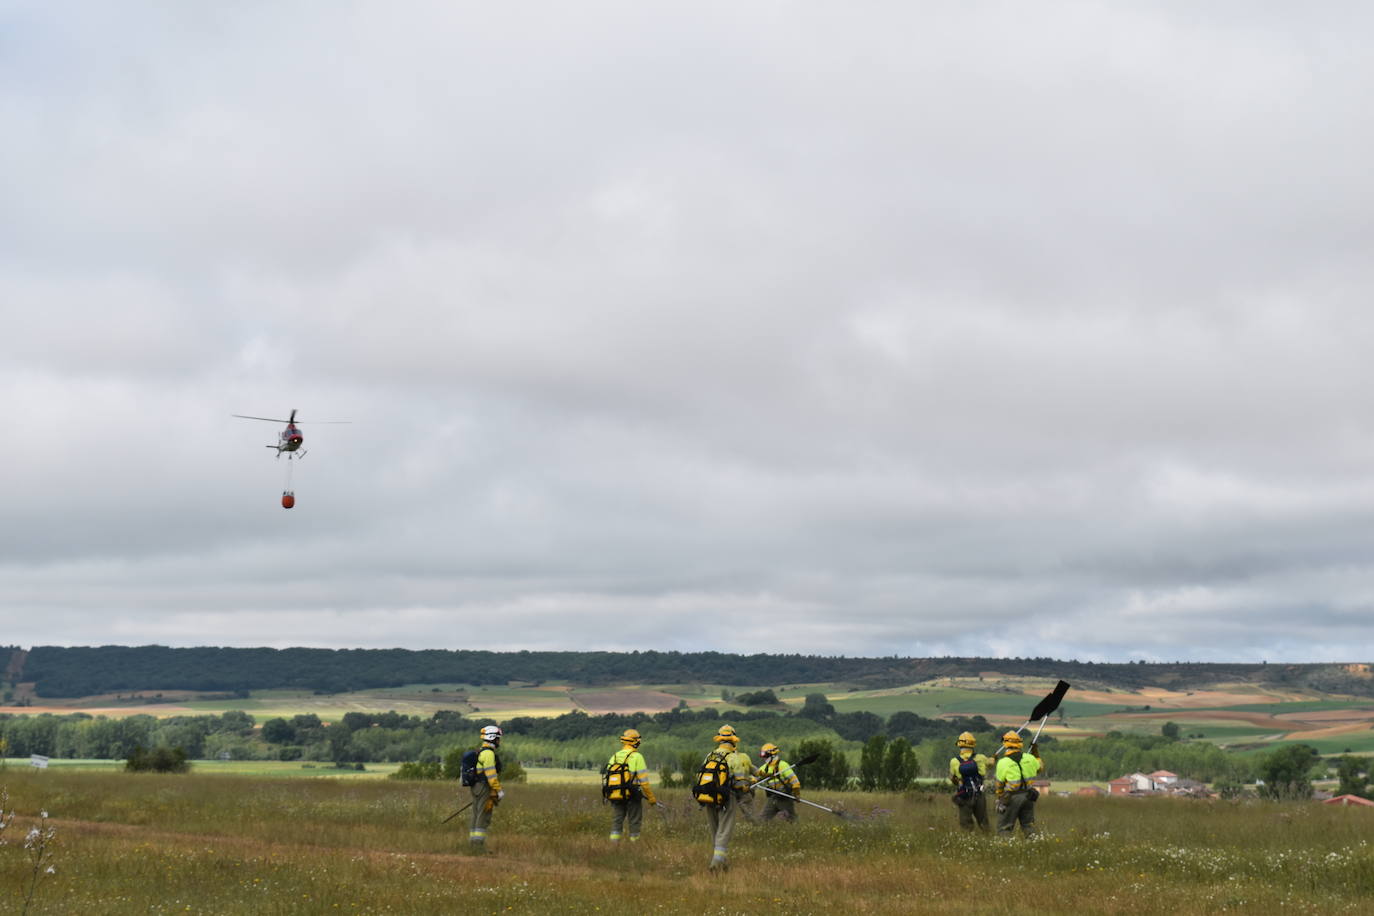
3, 2, 1373, 663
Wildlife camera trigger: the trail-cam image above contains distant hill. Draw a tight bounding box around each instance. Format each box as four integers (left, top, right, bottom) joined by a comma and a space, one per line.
6, 645, 1373, 699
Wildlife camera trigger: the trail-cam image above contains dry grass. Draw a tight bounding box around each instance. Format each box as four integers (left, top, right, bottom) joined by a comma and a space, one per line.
1, 770, 1372, 914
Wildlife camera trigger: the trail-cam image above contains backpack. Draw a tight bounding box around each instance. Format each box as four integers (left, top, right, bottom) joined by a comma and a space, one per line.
693, 749, 733, 807
953, 755, 983, 803
602, 749, 639, 802
460, 747, 502, 787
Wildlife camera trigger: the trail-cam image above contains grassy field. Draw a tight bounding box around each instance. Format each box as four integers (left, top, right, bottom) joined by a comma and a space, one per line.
1, 760, 601, 784
2, 769, 1372, 914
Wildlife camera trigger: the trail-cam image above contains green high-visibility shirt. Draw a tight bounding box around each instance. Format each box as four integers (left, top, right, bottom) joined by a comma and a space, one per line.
994, 751, 1041, 795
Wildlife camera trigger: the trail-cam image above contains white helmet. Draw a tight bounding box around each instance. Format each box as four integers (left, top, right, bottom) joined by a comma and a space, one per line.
481, 725, 502, 743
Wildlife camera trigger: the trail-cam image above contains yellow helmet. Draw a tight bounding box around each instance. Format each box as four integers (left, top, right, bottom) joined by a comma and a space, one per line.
956, 732, 976, 749
620, 728, 641, 748
1002, 730, 1023, 750
714, 724, 740, 745
759, 742, 780, 759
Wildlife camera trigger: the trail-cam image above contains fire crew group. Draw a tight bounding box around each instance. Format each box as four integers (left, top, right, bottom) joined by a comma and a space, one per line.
949, 729, 1043, 836
459, 723, 1044, 865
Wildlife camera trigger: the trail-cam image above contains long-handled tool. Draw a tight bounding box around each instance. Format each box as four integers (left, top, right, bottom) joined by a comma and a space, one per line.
995, 680, 1071, 756
441, 800, 474, 824
758, 783, 851, 819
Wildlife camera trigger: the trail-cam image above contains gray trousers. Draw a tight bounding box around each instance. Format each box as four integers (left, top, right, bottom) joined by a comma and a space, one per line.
956, 790, 989, 831
997, 790, 1036, 836
469, 782, 495, 844
705, 792, 739, 864
762, 791, 797, 821
610, 797, 643, 839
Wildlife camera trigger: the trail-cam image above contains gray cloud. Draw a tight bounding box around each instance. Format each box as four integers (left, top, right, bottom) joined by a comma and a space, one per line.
3, 2, 1373, 662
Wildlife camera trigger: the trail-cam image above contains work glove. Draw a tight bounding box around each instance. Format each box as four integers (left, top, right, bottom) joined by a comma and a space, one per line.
1030, 742, 1039, 756
950, 775, 960, 786
996, 801, 1007, 815
495, 789, 505, 803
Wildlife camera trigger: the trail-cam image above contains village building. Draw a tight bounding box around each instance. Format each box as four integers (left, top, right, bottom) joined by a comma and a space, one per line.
1108, 776, 1135, 795
1323, 794, 1374, 807
1147, 769, 1179, 787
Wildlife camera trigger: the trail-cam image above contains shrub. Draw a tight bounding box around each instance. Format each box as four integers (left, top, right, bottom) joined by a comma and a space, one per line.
736, 689, 780, 706
390, 761, 442, 780
125, 745, 190, 773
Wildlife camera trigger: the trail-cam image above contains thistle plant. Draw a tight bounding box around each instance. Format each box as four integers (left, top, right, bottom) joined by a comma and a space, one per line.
0, 787, 12, 841
20, 808, 57, 915
1, 789, 57, 916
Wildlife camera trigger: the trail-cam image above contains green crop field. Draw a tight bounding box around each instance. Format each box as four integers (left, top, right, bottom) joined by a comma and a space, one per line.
3, 768, 1373, 914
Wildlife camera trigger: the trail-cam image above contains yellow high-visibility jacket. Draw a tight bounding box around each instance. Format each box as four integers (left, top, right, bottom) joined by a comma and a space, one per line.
994, 751, 1042, 798
477, 742, 502, 794
758, 757, 801, 792
716, 747, 755, 790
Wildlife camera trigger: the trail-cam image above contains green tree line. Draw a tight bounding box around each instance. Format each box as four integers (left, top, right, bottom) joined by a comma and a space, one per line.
14, 645, 1373, 698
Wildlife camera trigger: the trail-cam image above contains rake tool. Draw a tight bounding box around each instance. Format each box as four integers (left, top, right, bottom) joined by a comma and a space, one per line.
758, 784, 853, 819
440, 800, 474, 824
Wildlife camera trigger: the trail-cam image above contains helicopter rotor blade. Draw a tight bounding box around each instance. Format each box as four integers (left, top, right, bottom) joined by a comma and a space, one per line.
232, 414, 291, 423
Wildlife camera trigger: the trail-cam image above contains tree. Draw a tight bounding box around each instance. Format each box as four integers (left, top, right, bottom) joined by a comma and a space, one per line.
736, 689, 780, 706
1161, 721, 1181, 741
881, 737, 917, 791
795, 738, 851, 790
1256, 744, 1319, 801
798, 693, 834, 720
859, 735, 888, 791
1335, 755, 1369, 799
261, 718, 295, 744
218, 710, 255, 736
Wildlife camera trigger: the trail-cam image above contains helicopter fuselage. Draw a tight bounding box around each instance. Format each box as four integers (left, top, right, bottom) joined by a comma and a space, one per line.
275, 424, 305, 453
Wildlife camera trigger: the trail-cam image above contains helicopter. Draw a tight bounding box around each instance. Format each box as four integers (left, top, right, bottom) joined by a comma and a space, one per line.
231, 408, 350, 459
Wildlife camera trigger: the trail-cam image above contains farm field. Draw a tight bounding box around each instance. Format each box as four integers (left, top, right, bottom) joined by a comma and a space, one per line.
2, 769, 1373, 914
6, 675, 1374, 755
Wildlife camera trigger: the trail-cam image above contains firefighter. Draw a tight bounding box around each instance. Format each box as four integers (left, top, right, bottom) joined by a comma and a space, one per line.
756, 743, 802, 821
604, 728, 659, 842
469, 724, 505, 849
695, 724, 755, 871
949, 731, 992, 832
994, 730, 1043, 837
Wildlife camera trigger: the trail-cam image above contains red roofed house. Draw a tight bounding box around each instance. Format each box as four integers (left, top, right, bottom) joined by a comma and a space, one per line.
1323, 794, 1374, 807
1108, 776, 1135, 796
1148, 770, 1179, 787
